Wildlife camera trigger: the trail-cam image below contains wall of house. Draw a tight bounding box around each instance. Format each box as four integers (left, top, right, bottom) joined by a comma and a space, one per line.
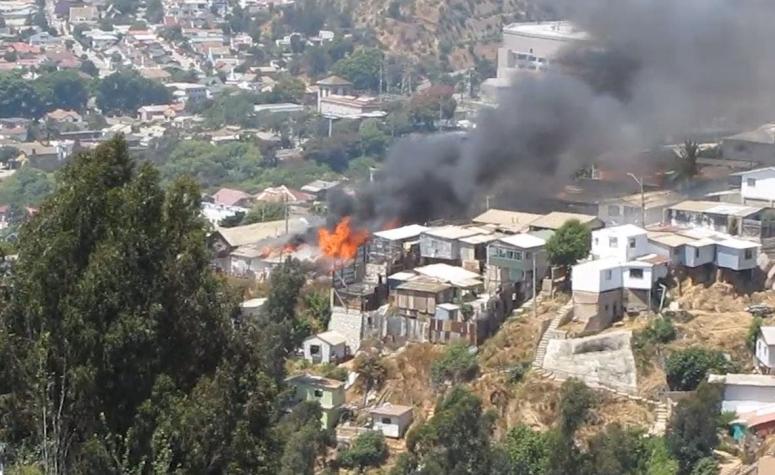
722, 384, 775, 413
623, 287, 650, 313
420, 236, 459, 261
721, 139, 775, 164
328, 308, 365, 353
649, 242, 685, 266
303, 338, 330, 363
373, 412, 412, 438
591, 230, 648, 261
486, 243, 548, 284
717, 245, 758, 270
684, 244, 715, 267
598, 202, 667, 227
741, 169, 775, 203
623, 265, 653, 290
572, 288, 623, 331
756, 338, 775, 368
572, 263, 622, 293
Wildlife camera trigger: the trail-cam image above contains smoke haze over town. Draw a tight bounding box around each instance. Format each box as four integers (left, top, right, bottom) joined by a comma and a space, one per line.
329, 0, 775, 230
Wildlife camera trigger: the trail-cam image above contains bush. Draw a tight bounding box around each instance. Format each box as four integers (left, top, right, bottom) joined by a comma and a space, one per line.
690, 457, 719, 475
337, 431, 388, 469
667, 383, 723, 473
648, 316, 677, 343
322, 365, 348, 382
666, 347, 733, 391
746, 316, 762, 353
431, 343, 478, 385
507, 361, 531, 384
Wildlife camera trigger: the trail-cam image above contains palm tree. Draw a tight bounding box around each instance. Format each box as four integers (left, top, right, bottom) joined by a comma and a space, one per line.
676, 140, 700, 181
354, 351, 387, 407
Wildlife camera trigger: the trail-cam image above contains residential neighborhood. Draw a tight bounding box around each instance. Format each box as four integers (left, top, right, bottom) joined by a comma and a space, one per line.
2, 0, 775, 474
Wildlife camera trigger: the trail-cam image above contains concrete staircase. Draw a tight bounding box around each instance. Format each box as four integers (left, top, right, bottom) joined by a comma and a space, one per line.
532, 302, 572, 370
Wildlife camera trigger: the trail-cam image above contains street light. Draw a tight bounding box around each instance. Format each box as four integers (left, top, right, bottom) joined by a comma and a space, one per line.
626, 173, 645, 228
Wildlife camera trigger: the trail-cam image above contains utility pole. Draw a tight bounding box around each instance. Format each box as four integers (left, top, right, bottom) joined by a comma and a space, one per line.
284, 193, 289, 234
532, 252, 538, 320
627, 173, 645, 227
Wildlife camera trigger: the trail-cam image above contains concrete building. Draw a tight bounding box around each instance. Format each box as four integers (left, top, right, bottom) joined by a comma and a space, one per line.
167, 82, 208, 103
285, 374, 345, 429
316, 75, 352, 110
482, 21, 588, 102
756, 327, 775, 374
302, 331, 348, 364
370, 404, 413, 438
319, 95, 383, 119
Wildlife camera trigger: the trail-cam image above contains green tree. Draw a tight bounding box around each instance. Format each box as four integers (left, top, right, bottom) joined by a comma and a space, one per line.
558, 378, 595, 436
0, 166, 54, 205
665, 347, 732, 391
0, 137, 282, 472
146, 0, 164, 23
158, 140, 263, 188
689, 458, 719, 475
499, 424, 548, 475
746, 316, 762, 353
277, 401, 329, 475
405, 386, 495, 474
667, 383, 722, 474
96, 70, 172, 115
256, 258, 307, 380
430, 342, 478, 385
332, 47, 383, 91
34, 70, 89, 112
359, 119, 389, 156
354, 351, 387, 406
337, 431, 388, 470
546, 219, 592, 269
79, 59, 99, 77
408, 85, 457, 130
0, 73, 45, 118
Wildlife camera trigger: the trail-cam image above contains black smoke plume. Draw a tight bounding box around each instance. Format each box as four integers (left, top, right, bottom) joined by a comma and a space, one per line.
329, 0, 775, 230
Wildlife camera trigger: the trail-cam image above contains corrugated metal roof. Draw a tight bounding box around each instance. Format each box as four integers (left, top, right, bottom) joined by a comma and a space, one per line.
531, 211, 599, 230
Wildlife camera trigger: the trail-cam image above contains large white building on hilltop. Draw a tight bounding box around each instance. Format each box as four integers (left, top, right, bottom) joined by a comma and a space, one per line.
481, 21, 589, 102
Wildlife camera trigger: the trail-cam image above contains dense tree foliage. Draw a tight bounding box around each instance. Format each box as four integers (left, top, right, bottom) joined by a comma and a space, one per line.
546, 219, 592, 268
0, 166, 55, 206
332, 47, 383, 91
497, 424, 548, 475
0, 137, 291, 473
0, 72, 91, 118
667, 383, 723, 475
96, 71, 172, 115
337, 431, 388, 470
157, 140, 263, 188
665, 347, 733, 391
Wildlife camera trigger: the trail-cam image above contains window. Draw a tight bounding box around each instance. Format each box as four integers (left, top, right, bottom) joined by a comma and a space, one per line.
747, 178, 757, 187
514, 250, 523, 261
695, 248, 700, 258
745, 248, 754, 259
609, 237, 618, 248
313, 389, 323, 398
525, 252, 532, 259
673, 247, 680, 256
608, 205, 620, 217
628, 238, 636, 248
630, 268, 644, 279
381, 417, 392, 424
604, 269, 612, 280
594, 237, 599, 246
310, 345, 321, 355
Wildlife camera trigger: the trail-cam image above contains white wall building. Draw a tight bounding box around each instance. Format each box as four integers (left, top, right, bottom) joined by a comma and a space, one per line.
167, 82, 208, 103
709, 374, 775, 414
370, 404, 413, 438
482, 21, 588, 102
757, 327, 775, 373
302, 331, 348, 364
591, 224, 649, 262
740, 167, 775, 206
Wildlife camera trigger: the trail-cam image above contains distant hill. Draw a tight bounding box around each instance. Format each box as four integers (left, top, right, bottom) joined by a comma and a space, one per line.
350, 0, 556, 69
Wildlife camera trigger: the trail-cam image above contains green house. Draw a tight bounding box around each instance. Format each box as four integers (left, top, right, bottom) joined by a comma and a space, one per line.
285, 373, 346, 429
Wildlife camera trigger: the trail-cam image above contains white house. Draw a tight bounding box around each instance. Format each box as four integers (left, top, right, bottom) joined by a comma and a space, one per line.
716, 238, 760, 271
571, 258, 624, 331
303, 331, 348, 364
708, 374, 775, 414
591, 224, 649, 262
756, 327, 775, 374
370, 403, 413, 438
739, 167, 775, 207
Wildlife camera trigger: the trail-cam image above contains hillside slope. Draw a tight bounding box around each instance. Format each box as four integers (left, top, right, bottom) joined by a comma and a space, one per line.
350, 0, 554, 69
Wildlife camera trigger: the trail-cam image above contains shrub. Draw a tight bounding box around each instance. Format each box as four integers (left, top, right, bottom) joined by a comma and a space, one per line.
666, 347, 733, 391
746, 316, 762, 353
647, 316, 677, 343
322, 365, 348, 382
337, 431, 388, 469
431, 343, 478, 385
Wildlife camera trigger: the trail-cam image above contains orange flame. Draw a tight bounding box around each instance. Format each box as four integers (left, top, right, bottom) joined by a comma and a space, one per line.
318, 217, 369, 260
